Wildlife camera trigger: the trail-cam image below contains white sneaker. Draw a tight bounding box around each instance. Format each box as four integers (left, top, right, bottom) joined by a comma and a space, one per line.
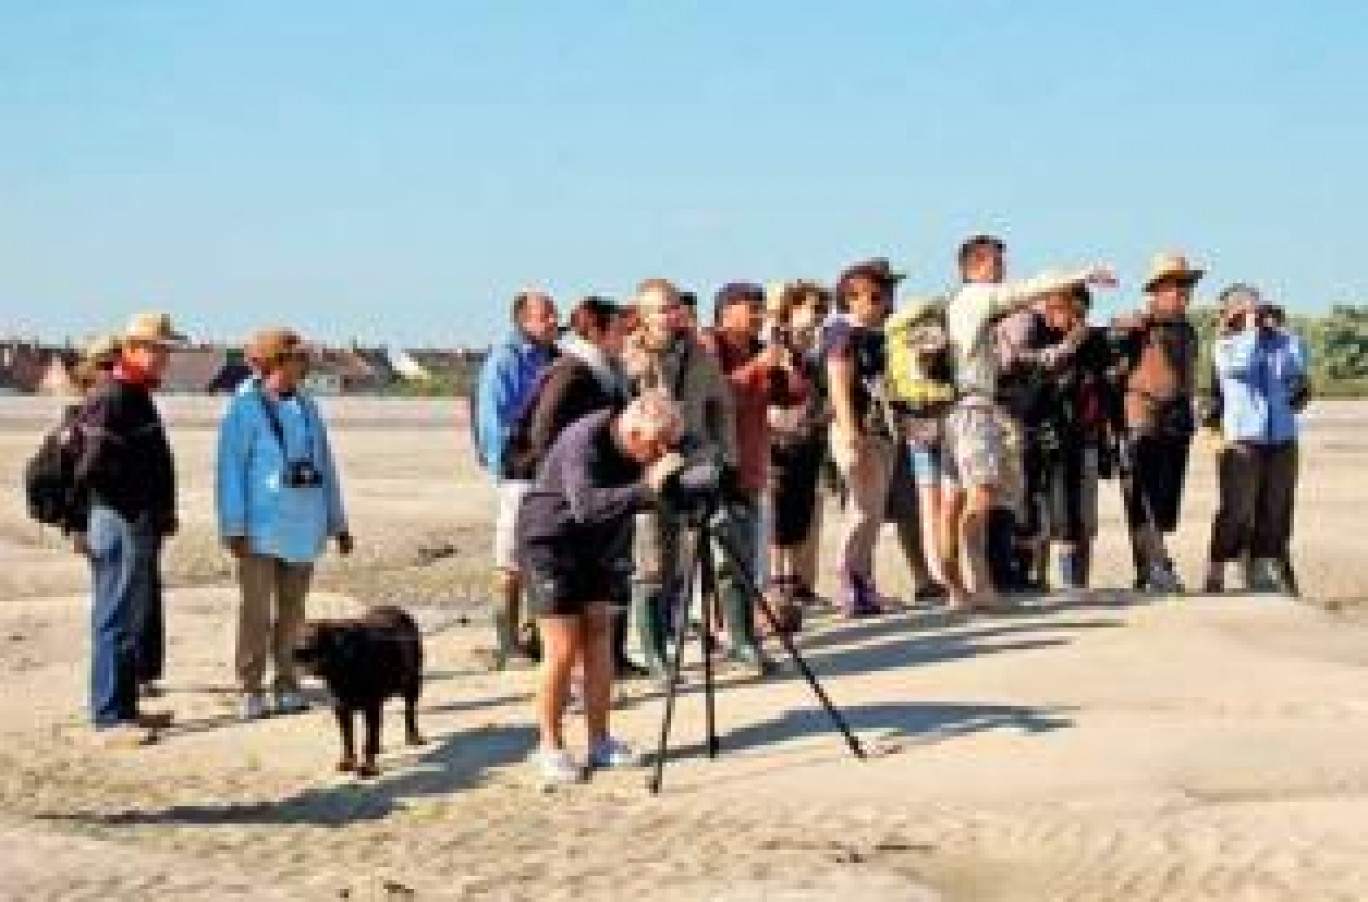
241, 693, 270, 721
537, 749, 583, 787
587, 736, 641, 770
274, 691, 310, 715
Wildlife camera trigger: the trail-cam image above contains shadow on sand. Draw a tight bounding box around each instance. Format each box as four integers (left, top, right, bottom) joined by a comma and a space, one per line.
40, 722, 537, 829
658, 699, 1075, 763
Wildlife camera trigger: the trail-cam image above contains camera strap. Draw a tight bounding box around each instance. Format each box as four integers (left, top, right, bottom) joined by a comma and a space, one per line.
255, 387, 315, 463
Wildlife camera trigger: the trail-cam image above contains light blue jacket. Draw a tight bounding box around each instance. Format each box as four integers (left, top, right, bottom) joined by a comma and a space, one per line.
1213, 328, 1308, 445
216, 378, 348, 563
474, 334, 557, 478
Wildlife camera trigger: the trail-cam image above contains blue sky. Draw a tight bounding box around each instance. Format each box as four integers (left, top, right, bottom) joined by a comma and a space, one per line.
2, 1, 1365, 345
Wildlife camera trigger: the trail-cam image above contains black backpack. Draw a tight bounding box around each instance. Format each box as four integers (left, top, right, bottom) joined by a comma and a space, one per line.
24, 405, 87, 530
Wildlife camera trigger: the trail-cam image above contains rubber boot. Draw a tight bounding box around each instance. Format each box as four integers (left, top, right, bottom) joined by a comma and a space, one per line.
631, 583, 671, 683
613, 611, 650, 679
486, 569, 523, 671
719, 578, 778, 676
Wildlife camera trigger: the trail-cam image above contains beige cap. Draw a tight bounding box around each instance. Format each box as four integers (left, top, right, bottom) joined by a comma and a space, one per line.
124, 311, 188, 347
1143, 252, 1205, 293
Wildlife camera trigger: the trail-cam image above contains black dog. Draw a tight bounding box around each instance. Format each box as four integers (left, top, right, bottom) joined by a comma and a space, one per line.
293, 606, 425, 777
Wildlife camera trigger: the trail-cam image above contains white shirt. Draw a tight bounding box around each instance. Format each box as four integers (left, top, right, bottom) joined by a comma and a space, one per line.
948, 270, 1090, 400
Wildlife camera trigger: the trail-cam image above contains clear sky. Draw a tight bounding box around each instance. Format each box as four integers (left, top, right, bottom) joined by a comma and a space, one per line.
2, 1, 1365, 346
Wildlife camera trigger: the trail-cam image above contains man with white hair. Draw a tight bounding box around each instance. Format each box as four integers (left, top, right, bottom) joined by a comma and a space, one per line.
516, 391, 687, 786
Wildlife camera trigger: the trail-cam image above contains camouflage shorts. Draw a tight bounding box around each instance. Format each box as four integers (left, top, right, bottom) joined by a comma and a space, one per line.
942, 404, 1015, 492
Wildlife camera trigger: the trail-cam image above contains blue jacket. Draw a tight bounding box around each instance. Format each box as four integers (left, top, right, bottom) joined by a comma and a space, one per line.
216, 378, 348, 563
1213, 328, 1307, 445
474, 334, 557, 478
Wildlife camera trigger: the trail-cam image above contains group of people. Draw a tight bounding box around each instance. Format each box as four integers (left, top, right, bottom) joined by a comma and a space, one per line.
55, 316, 351, 746
49, 233, 1309, 780
476, 236, 1311, 784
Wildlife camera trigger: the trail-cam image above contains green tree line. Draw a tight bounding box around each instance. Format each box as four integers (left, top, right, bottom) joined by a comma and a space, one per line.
1191, 304, 1368, 397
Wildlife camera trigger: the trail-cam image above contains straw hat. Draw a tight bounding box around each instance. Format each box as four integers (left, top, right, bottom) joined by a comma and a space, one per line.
123, 311, 188, 347
1143, 252, 1204, 293
82, 333, 122, 364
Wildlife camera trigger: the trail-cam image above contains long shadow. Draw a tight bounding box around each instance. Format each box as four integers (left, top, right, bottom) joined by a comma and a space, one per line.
795, 612, 1124, 655
802, 633, 1073, 680
619, 615, 1120, 713
150, 685, 531, 740
39, 722, 538, 829
658, 700, 1075, 761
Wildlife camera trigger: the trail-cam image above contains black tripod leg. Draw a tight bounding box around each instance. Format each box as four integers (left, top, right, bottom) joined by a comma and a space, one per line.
698, 538, 720, 759
708, 519, 866, 761
647, 526, 701, 795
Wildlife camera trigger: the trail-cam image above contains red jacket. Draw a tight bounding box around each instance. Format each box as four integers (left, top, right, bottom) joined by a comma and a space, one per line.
700, 329, 809, 494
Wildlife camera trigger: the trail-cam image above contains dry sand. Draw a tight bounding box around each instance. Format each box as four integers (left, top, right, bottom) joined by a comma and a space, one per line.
0, 395, 1365, 901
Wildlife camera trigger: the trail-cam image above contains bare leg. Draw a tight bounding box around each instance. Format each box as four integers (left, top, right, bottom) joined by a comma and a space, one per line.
917, 483, 946, 586
580, 603, 614, 745
939, 486, 970, 608
536, 616, 581, 752
962, 484, 998, 606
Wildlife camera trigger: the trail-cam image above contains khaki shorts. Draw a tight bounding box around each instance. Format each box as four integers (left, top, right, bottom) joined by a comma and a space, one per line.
494, 480, 532, 571
941, 404, 1010, 490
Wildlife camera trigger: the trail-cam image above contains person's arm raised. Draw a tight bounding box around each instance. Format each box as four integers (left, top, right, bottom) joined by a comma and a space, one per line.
987, 266, 1117, 317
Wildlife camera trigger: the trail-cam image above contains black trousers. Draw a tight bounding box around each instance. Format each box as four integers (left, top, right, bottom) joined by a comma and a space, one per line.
770, 435, 825, 548
1125, 433, 1192, 532
1208, 441, 1299, 563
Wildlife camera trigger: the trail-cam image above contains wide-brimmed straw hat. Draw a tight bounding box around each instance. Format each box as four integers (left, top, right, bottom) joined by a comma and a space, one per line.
1143, 252, 1205, 293
123, 311, 188, 347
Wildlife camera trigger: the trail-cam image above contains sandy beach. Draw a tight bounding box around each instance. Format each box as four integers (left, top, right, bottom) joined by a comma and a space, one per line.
0, 396, 1365, 901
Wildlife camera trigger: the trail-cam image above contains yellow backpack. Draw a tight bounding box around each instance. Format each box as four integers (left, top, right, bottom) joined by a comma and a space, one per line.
885, 296, 957, 416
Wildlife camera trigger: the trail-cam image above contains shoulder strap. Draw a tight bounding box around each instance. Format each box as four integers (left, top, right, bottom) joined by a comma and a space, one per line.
255, 387, 314, 459
255, 388, 287, 450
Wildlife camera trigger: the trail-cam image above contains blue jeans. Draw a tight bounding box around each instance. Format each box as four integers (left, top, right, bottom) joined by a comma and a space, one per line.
88, 506, 160, 727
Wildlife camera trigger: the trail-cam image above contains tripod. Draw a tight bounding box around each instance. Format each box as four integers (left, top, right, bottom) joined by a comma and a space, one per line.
646, 497, 865, 795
